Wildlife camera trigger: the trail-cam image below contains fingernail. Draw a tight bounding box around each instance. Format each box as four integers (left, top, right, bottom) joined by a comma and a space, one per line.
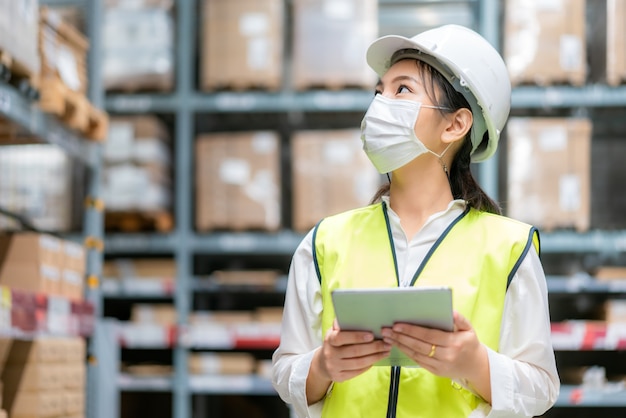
381, 329, 391, 337
363, 334, 373, 341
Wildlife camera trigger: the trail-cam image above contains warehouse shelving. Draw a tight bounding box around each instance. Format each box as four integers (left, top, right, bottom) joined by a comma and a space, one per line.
1, 3, 106, 418
0, 81, 98, 166
106, 84, 626, 114
82, 0, 626, 417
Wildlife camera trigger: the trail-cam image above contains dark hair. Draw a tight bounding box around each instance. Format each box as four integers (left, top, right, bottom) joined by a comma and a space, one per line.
369, 59, 501, 215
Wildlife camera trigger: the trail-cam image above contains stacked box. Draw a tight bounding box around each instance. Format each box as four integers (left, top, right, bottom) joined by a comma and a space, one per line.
200, 0, 284, 91
0, 233, 63, 296
102, 0, 174, 91
607, 0, 626, 85
292, 0, 378, 90
195, 132, 281, 231
103, 116, 171, 212
291, 129, 381, 232
506, 117, 591, 231
103, 258, 177, 280
39, 6, 89, 94
1, 338, 86, 418
188, 352, 255, 375
0, 0, 40, 78
503, 0, 586, 86
61, 241, 85, 301
0, 145, 76, 232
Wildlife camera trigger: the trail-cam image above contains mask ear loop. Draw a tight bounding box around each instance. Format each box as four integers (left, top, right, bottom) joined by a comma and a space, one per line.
429, 142, 453, 179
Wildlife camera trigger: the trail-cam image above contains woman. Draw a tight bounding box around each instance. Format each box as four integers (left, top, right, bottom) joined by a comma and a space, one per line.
273, 24, 559, 417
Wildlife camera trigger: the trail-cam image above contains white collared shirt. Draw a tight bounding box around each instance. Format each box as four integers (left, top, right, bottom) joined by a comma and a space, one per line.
272, 198, 560, 417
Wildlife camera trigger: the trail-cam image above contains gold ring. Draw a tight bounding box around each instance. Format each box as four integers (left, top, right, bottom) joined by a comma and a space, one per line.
428, 344, 436, 358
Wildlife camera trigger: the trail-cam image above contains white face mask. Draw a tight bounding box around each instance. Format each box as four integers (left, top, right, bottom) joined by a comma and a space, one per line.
360, 94, 451, 174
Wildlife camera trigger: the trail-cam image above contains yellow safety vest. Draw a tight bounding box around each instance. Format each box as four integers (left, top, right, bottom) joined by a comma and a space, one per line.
313, 202, 539, 418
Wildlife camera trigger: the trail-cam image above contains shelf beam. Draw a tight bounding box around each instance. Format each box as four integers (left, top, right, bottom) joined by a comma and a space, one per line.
0, 82, 98, 167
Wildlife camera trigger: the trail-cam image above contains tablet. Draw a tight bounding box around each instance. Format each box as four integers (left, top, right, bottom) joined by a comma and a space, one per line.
331, 286, 454, 367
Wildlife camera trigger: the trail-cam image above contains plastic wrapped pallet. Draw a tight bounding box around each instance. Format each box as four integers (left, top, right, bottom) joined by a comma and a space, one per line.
103, 116, 171, 213
39, 6, 89, 94
0, 145, 76, 232
503, 0, 586, 86
0, 0, 40, 82
102, 0, 174, 92
607, 0, 626, 85
200, 0, 284, 91
506, 117, 591, 232
195, 131, 281, 231
291, 0, 378, 90
291, 129, 381, 232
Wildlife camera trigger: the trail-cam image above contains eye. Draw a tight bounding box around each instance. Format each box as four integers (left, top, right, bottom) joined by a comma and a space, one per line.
397, 85, 411, 94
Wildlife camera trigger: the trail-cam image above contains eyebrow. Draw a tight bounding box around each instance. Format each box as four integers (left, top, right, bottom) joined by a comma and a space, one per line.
376, 75, 422, 89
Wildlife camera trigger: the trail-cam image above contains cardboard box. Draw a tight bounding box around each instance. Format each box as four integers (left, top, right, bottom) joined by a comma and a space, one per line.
39, 6, 90, 94
200, 0, 284, 91
4, 390, 65, 418
607, 0, 626, 85
292, 0, 377, 90
103, 258, 176, 279
291, 129, 381, 232
63, 364, 86, 390
0, 233, 63, 267
63, 390, 85, 415
1, 363, 65, 392
4, 339, 68, 365
506, 117, 591, 231
61, 269, 83, 301
0, 263, 61, 296
196, 132, 281, 231
130, 304, 177, 325
0, 0, 40, 78
63, 338, 86, 364
188, 352, 255, 375
503, 0, 586, 86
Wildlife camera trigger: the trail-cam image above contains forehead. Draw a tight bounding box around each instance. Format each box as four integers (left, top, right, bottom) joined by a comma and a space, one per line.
380, 59, 429, 83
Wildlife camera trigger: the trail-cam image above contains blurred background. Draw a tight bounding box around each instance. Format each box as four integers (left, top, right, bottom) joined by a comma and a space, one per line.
1, 0, 626, 417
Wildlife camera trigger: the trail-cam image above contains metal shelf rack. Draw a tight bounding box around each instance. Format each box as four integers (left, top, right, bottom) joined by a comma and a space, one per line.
85, 0, 626, 416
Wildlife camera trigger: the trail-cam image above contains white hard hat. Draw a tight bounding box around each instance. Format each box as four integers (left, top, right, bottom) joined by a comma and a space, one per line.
365, 24, 511, 162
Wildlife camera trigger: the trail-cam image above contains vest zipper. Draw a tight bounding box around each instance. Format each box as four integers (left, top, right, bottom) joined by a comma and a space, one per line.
386, 366, 401, 418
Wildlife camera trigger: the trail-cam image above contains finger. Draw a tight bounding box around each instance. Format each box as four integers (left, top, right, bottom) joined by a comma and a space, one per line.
328, 329, 376, 348
453, 311, 472, 332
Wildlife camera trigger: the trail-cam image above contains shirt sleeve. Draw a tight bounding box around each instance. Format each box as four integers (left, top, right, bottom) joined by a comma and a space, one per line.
485, 246, 561, 417
271, 229, 325, 418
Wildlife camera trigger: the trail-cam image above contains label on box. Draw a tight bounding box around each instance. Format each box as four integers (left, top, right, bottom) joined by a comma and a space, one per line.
247, 37, 270, 70
40, 235, 61, 252
239, 13, 268, 36
219, 159, 250, 185
57, 45, 82, 91
559, 174, 581, 211
252, 132, 277, 154
48, 296, 70, 335
538, 126, 567, 151
560, 35, 582, 71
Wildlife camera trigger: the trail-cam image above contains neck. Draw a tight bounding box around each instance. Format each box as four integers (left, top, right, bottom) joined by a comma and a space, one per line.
388, 161, 454, 238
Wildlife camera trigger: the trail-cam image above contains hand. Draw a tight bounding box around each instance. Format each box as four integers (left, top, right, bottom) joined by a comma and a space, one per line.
381, 311, 488, 383
315, 320, 392, 383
